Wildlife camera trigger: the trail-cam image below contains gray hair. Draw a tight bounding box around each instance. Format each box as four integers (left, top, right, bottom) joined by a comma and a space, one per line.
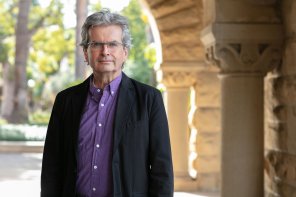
80, 8, 132, 51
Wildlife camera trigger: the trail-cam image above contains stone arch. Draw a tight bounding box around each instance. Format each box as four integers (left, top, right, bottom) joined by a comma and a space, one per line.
139, 0, 221, 192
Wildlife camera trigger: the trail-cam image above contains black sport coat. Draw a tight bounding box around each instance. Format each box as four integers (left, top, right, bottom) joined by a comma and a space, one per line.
41, 73, 174, 197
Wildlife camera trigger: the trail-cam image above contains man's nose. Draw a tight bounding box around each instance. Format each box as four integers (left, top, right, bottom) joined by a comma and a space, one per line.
101, 44, 110, 55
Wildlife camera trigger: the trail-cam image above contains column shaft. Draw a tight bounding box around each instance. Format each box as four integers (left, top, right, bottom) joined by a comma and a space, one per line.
220, 73, 264, 197
164, 87, 193, 190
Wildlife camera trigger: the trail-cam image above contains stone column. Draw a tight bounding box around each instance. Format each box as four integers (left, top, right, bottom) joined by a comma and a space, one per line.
220, 72, 265, 196
201, 23, 283, 197
166, 86, 190, 178
160, 64, 197, 190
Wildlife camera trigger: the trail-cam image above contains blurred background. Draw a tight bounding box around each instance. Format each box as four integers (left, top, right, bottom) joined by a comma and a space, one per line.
0, 0, 160, 196
2, 0, 292, 197
0, 0, 214, 196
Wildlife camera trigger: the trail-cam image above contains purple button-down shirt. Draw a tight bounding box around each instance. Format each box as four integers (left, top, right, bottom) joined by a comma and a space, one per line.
76, 74, 122, 197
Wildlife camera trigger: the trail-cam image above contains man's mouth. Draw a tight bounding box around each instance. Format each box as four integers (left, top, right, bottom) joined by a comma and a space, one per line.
98, 59, 113, 63
98, 60, 113, 63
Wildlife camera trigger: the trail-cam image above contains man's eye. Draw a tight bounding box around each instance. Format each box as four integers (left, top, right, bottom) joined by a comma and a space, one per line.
108, 42, 118, 47
93, 43, 103, 48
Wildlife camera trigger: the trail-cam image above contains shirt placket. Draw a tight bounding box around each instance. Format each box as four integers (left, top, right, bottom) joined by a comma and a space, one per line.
90, 88, 110, 196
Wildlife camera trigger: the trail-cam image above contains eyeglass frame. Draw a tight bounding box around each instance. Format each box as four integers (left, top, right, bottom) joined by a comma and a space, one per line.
87, 41, 125, 51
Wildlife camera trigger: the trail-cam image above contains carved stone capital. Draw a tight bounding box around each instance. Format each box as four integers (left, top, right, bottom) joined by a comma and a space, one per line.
201, 23, 283, 74
160, 70, 196, 88
158, 61, 208, 88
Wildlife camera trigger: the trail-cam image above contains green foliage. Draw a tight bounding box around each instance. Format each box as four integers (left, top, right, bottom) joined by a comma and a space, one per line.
0, 0, 17, 64
0, 43, 9, 63
29, 1, 74, 80
0, 1, 17, 38
144, 43, 157, 67
29, 0, 64, 30
30, 28, 75, 76
121, 0, 155, 85
0, 118, 7, 125
0, 129, 26, 141
90, 2, 102, 13
26, 1, 75, 111
64, 78, 84, 89
28, 110, 51, 125
0, 124, 46, 141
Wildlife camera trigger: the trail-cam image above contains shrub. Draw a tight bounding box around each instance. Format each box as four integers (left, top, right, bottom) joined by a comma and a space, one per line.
29, 110, 51, 125
0, 124, 47, 141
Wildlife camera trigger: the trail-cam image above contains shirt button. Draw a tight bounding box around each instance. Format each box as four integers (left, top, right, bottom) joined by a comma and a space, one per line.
111, 91, 114, 94
96, 144, 100, 148
101, 103, 104, 107
98, 123, 102, 127
92, 187, 96, 191
97, 89, 100, 93
94, 165, 97, 169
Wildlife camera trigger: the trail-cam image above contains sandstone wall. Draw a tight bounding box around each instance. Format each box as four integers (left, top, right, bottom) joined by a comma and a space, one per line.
265, 1, 296, 196
145, 0, 204, 62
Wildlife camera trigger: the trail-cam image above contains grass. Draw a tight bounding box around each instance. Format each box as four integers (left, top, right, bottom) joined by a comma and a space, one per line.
0, 124, 47, 141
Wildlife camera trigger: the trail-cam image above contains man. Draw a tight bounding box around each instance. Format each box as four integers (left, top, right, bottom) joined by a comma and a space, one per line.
41, 9, 174, 197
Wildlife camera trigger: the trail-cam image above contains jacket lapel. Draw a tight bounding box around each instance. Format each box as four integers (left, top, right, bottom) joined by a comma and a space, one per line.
72, 76, 90, 129
71, 76, 90, 161
113, 73, 135, 154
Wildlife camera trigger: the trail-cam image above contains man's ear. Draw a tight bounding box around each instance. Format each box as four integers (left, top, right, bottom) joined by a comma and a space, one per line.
83, 48, 89, 64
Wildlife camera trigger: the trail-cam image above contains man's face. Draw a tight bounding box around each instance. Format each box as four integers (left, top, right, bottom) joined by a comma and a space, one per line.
84, 25, 128, 78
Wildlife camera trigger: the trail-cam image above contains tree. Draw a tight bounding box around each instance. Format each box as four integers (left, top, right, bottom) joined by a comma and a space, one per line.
0, 0, 64, 123
75, 0, 89, 80
3, 0, 31, 123
121, 0, 156, 85
0, 0, 17, 122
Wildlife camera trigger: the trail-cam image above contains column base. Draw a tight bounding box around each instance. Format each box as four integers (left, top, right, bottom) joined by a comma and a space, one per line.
174, 173, 198, 191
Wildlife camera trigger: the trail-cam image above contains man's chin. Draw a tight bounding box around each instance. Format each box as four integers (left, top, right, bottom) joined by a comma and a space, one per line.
93, 67, 115, 73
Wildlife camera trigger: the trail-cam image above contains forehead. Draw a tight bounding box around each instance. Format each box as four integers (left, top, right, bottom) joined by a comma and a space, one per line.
88, 25, 123, 41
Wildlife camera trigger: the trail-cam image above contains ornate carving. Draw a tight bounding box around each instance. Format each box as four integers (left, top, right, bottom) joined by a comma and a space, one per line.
160, 70, 196, 88
201, 23, 284, 74
212, 43, 282, 73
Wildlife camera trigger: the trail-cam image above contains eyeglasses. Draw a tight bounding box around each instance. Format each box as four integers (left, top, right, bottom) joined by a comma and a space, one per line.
87, 41, 124, 51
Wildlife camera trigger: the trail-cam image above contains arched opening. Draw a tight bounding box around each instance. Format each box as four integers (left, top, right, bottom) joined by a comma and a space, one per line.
141, 0, 221, 193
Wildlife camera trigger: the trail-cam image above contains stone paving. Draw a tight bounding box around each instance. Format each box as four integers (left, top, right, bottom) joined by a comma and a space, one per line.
0, 153, 219, 197
0, 153, 42, 197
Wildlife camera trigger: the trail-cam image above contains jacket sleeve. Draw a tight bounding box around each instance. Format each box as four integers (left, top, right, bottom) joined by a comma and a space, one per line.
41, 93, 65, 197
148, 89, 174, 197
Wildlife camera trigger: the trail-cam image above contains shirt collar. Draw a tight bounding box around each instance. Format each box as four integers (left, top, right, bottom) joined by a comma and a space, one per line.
89, 73, 122, 97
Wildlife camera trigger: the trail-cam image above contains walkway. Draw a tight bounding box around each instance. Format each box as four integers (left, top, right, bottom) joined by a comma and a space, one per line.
0, 153, 219, 197
0, 153, 42, 197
